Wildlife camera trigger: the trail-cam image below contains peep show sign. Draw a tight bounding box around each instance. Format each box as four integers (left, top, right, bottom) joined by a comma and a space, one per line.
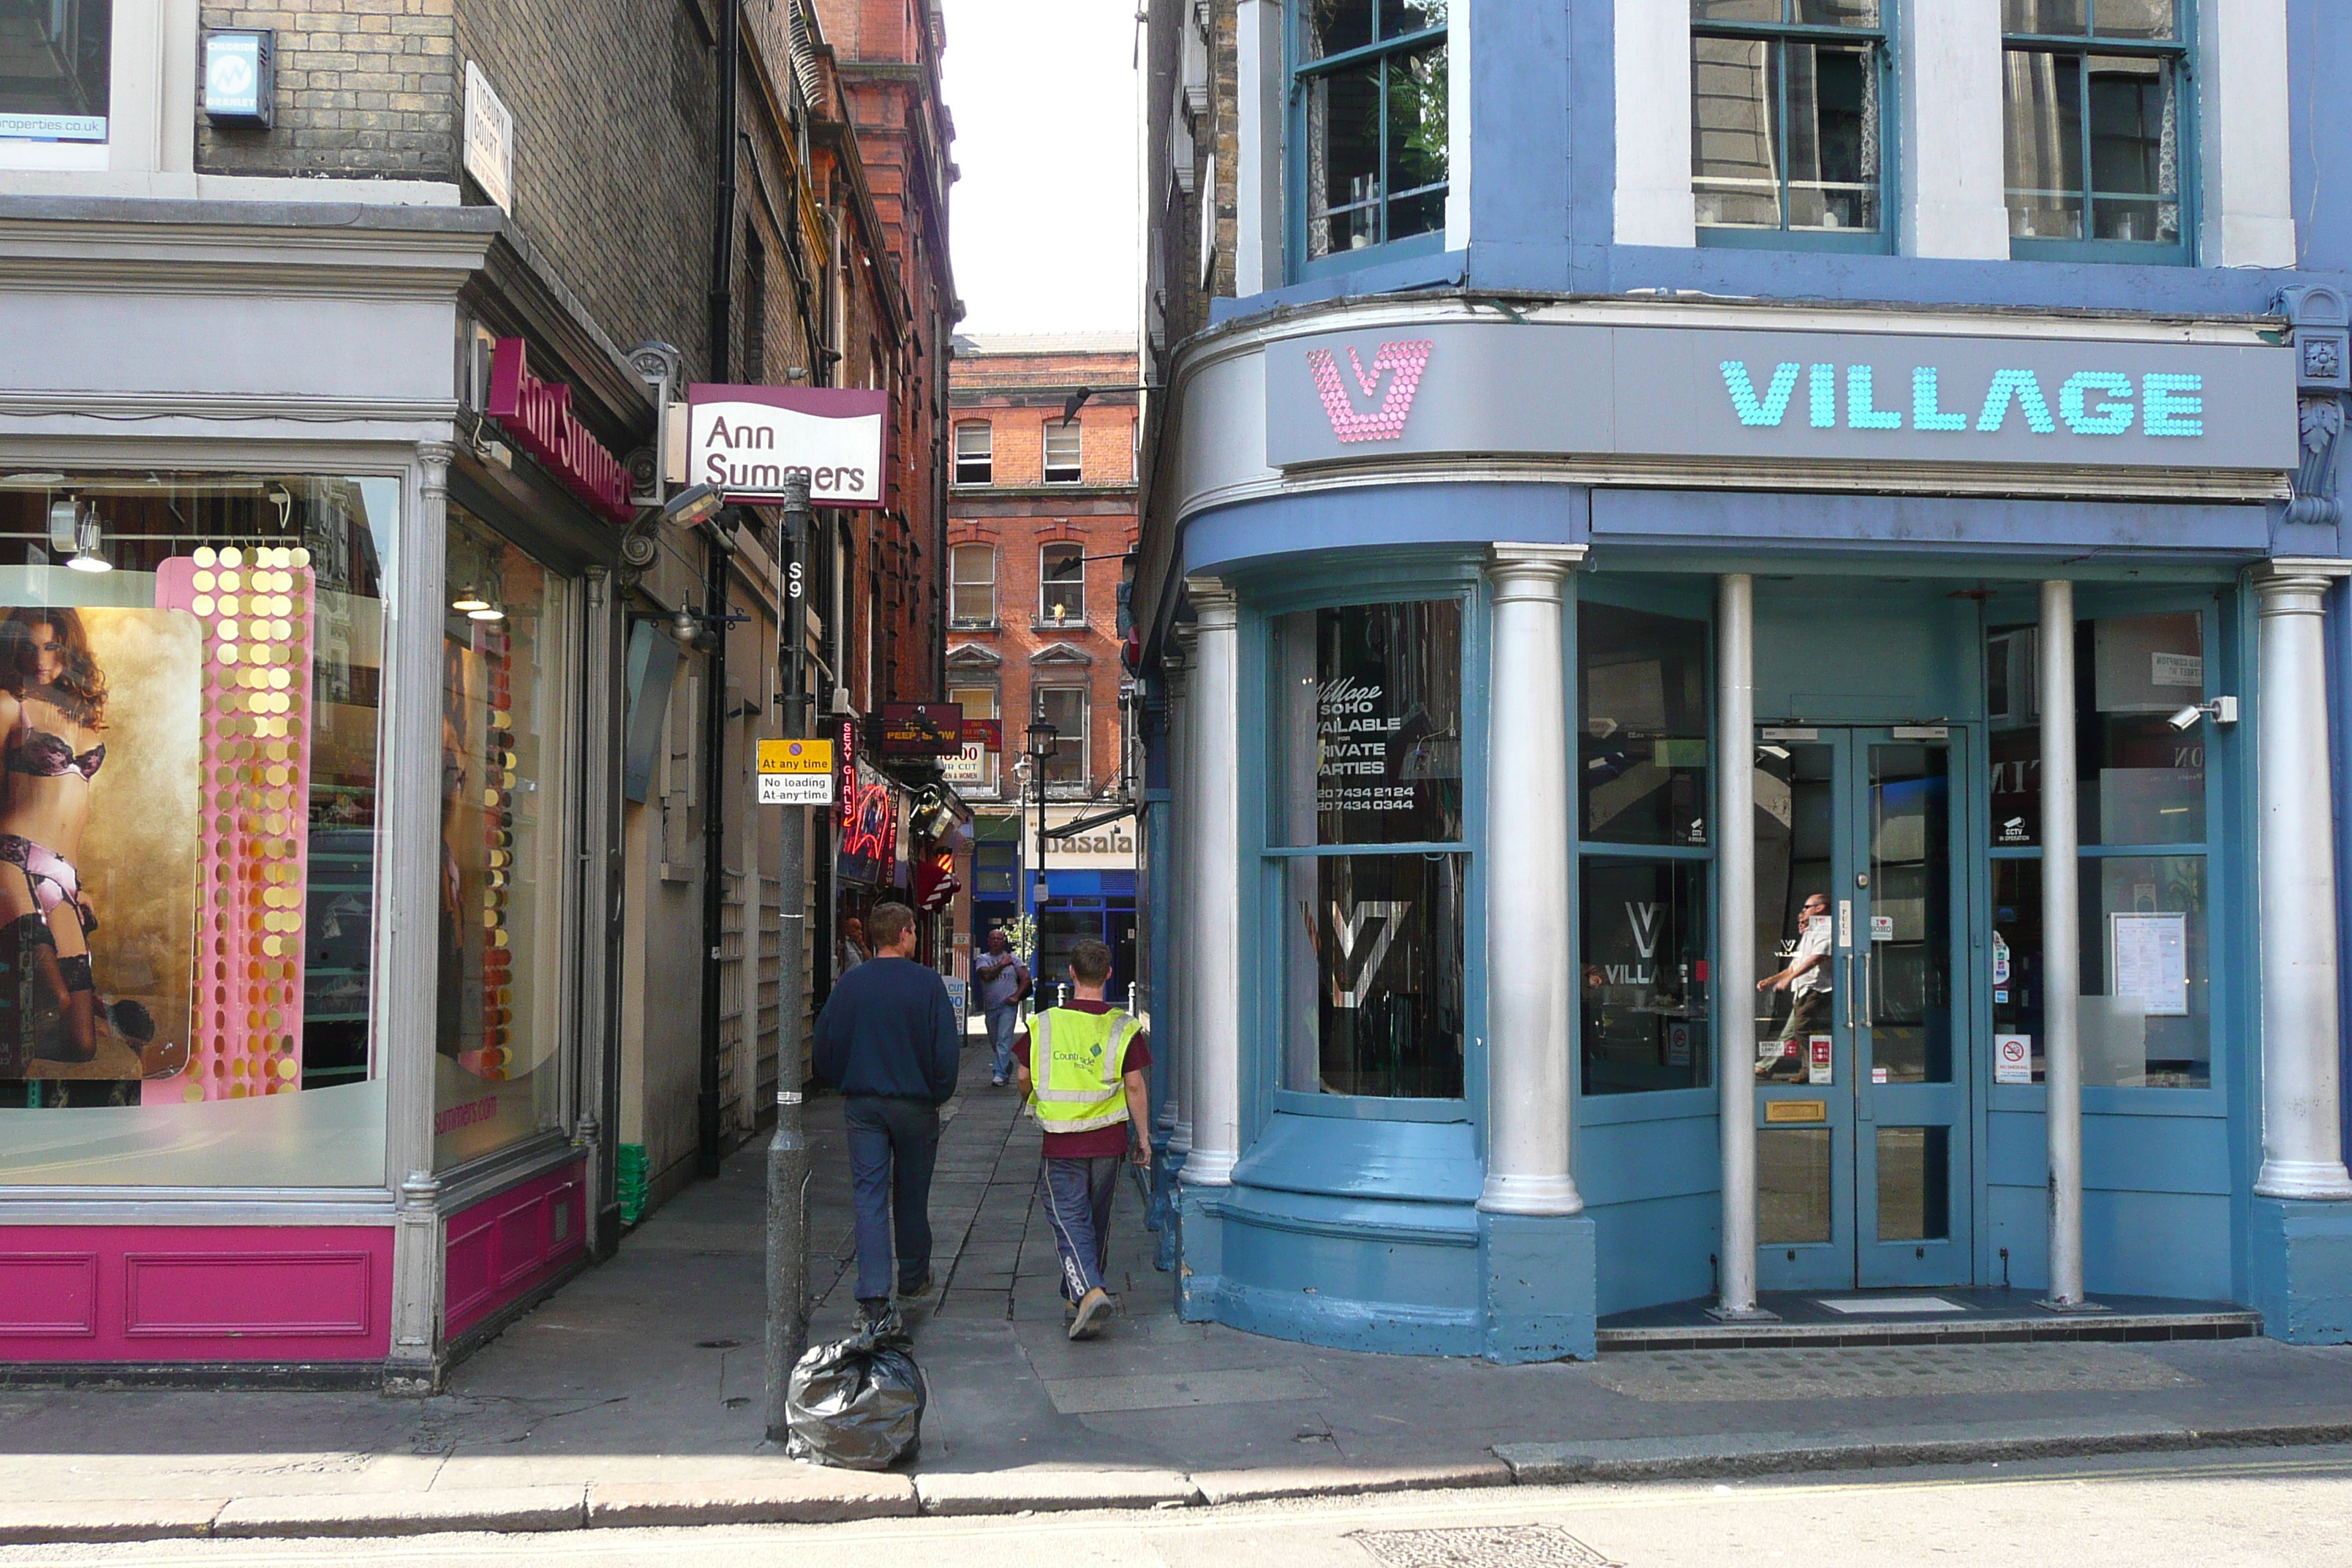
687, 385, 888, 508
1264, 322, 2297, 474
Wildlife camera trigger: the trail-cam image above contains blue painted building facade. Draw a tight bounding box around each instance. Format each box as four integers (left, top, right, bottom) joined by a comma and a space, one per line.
1135, 0, 2352, 1359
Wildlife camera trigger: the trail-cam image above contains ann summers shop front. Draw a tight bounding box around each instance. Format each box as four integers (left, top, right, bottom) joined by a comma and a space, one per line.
1150, 299, 2352, 1361
0, 203, 637, 1384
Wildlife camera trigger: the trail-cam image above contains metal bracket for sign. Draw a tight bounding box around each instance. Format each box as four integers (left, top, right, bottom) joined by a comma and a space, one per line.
1046, 803, 1137, 840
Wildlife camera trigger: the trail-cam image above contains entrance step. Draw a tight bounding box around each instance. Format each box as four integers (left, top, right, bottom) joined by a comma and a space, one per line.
1597, 1287, 2259, 1352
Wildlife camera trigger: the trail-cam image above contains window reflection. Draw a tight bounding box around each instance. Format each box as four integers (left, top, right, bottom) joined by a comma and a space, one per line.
1580, 601, 1708, 846
1273, 600, 1463, 848
1281, 852, 1465, 1098
1580, 860, 1711, 1095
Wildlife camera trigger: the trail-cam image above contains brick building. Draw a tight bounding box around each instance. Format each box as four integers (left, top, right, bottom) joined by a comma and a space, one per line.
943, 335, 1141, 996
0, 0, 949, 1386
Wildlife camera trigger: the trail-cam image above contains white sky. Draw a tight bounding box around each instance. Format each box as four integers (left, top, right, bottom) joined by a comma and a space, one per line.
940, 0, 1142, 335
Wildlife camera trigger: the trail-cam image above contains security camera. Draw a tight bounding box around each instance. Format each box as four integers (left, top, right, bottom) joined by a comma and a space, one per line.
2167, 696, 2239, 730
2167, 704, 2204, 732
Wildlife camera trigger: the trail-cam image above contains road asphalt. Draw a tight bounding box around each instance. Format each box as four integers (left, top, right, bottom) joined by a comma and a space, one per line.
4, 1038, 2352, 1545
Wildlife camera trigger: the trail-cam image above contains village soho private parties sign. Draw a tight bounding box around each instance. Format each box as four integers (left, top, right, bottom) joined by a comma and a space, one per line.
687, 385, 889, 508
1263, 321, 2299, 474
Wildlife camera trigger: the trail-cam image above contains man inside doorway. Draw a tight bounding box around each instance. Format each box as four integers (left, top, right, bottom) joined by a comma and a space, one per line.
973, 928, 1030, 1088
1757, 891, 1833, 1082
837, 915, 870, 980
1014, 937, 1150, 1341
813, 901, 961, 1329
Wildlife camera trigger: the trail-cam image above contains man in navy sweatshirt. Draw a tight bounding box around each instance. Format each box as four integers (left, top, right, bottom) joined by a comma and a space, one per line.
812, 901, 962, 1327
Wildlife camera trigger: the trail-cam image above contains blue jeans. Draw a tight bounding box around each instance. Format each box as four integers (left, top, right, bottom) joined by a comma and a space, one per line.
1039, 1156, 1121, 1302
985, 1004, 1019, 1081
844, 1096, 941, 1302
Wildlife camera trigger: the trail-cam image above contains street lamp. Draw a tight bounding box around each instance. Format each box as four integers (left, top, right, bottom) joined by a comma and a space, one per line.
1025, 715, 1058, 962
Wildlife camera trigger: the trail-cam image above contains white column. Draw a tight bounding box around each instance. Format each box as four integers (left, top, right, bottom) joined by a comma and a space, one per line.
1896, 0, 2008, 259
1714, 574, 1764, 1317
2040, 579, 2090, 1306
1233, 0, 1286, 295
385, 442, 456, 1390
1480, 546, 1586, 1215
2253, 567, 2352, 1199
1613, 0, 1695, 247
1182, 581, 1242, 1186
2202, 0, 2297, 268
1164, 633, 1194, 1154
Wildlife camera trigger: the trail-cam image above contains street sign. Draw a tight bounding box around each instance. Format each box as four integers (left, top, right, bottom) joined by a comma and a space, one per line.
760, 773, 832, 805
942, 742, 989, 785
758, 738, 834, 805
758, 737, 833, 774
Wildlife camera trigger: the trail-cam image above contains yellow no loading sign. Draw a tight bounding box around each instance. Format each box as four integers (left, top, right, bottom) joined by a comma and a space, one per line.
758, 739, 833, 774
757, 738, 834, 804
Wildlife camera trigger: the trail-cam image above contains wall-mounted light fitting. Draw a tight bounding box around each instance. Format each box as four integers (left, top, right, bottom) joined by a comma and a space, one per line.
203, 29, 275, 129
66, 508, 111, 574
451, 585, 491, 613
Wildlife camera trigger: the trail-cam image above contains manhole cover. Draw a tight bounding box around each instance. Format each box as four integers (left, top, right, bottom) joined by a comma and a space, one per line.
1352, 1524, 1621, 1568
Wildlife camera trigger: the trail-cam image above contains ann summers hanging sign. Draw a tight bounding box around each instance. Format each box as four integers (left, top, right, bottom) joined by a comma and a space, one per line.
687, 385, 889, 508
1264, 321, 2297, 475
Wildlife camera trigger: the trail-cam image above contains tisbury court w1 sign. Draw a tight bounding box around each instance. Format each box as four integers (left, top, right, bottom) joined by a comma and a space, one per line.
687, 385, 889, 508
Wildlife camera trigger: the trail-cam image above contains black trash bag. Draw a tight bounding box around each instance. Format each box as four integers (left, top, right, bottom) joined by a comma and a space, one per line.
785, 1322, 927, 1470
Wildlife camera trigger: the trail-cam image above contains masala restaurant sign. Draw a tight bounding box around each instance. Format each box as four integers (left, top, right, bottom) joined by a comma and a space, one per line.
687, 385, 889, 508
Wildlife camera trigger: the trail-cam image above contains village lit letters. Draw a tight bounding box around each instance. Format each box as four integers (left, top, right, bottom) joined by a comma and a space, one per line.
1263, 323, 2297, 474
686, 385, 889, 508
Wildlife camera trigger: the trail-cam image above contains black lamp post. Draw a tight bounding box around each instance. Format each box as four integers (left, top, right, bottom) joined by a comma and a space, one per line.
1025, 714, 1058, 953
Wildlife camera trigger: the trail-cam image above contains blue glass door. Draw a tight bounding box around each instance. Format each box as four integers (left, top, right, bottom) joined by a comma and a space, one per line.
1753, 727, 1973, 1292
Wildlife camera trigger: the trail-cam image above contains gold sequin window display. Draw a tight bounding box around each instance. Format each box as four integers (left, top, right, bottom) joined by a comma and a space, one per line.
434, 509, 568, 1169
158, 548, 317, 1101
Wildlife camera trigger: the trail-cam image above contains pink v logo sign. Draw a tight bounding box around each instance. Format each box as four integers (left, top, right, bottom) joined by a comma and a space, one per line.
1305, 339, 1433, 443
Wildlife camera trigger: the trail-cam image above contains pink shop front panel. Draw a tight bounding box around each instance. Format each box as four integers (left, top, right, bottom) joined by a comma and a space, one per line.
443, 1158, 587, 1341
0, 1225, 391, 1361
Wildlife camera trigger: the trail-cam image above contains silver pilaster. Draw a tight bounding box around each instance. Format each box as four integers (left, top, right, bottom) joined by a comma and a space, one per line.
1478, 544, 1586, 1215
2253, 565, 2352, 1199
1713, 573, 1766, 1319
1164, 631, 1194, 1153
1182, 581, 1241, 1186
2040, 578, 2092, 1306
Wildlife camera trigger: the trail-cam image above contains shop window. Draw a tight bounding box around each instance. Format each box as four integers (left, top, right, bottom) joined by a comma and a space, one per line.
953, 421, 993, 486
436, 508, 572, 1169
1293, 0, 1450, 272
0, 472, 390, 1186
1036, 684, 1088, 788
1039, 542, 1085, 624
1270, 598, 1466, 1099
1043, 421, 1083, 484
1580, 859, 1712, 1095
949, 682, 997, 792
1986, 611, 2210, 1090
2002, 0, 2190, 263
950, 544, 995, 625
1580, 600, 1709, 848
0, 0, 110, 151
1986, 612, 2206, 850
1692, 0, 1887, 246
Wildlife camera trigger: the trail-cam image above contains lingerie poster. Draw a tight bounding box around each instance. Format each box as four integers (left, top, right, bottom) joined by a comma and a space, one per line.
0, 604, 203, 1104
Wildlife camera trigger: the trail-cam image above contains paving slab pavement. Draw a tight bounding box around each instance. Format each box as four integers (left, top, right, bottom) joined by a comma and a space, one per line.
7, 1039, 2352, 1543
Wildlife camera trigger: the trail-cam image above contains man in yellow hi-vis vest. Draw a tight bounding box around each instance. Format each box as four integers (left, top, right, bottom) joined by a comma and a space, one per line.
1013, 936, 1153, 1340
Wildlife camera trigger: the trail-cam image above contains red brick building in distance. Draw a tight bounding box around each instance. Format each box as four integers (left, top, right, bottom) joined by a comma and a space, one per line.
943, 336, 1143, 992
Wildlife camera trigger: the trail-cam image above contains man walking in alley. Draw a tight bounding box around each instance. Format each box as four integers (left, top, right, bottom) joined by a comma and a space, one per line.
1013, 938, 1150, 1341
973, 927, 1030, 1088
813, 901, 962, 1329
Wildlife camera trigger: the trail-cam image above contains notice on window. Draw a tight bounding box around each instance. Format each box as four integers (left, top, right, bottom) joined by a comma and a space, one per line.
2151, 651, 2204, 689
2111, 912, 2189, 1017
1994, 1033, 2033, 1084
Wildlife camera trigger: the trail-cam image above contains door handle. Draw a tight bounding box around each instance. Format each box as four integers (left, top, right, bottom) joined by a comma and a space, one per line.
1862, 949, 1873, 1028
1844, 952, 1854, 1030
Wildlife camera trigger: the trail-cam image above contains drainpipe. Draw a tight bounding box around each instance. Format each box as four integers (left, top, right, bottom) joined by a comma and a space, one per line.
697, 528, 735, 1180
696, 0, 740, 1183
